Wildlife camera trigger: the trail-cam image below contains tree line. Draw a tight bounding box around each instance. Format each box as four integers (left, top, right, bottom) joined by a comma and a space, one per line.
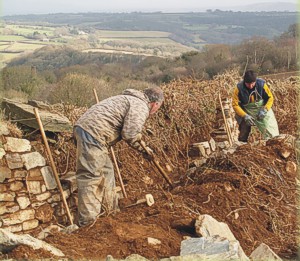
0, 23, 298, 107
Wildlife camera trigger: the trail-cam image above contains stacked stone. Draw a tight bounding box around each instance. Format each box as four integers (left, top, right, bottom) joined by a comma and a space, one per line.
212, 98, 239, 149
188, 138, 216, 169
0, 121, 76, 233
188, 98, 239, 170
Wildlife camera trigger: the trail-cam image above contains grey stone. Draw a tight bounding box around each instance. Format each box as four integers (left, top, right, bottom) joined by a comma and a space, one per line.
28, 100, 51, 110
16, 196, 31, 209
195, 214, 236, 241
0, 228, 65, 257
5, 153, 23, 169
41, 166, 57, 190
4, 137, 31, 153
2, 209, 35, 226
27, 180, 41, 194
147, 237, 161, 246
0, 192, 16, 202
286, 161, 297, 173
0, 184, 7, 192
36, 191, 51, 201
37, 225, 61, 240
209, 138, 216, 152
195, 214, 248, 260
0, 121, 10, 135
0, 148, 6, 159
250, 243, 282, 261
10, 181, 24, 191
2, 224, 23, 233
0, 203, 20, 215
2, 98, 72, 133
29, 168, 42, 177
41, 184, 47, 192
125, 254, 149, 260
21, 152, 46, 170
0, 166, 12, 182
60, 224, 79, 234
14, 170, 27, 178
22, 219, 39, 231
180, 236, 229, 256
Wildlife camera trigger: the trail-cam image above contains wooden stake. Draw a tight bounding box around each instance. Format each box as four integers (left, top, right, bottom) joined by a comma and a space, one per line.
93, 88, 128, 198
218, 93, 233, 146
33, 108, 73, 225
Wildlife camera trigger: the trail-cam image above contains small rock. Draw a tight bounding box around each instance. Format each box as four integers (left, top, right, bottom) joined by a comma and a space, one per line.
0, 122, 10, 135
147, 237, 161, 246
61, 224, 79, 234
250, 242, 282, 260
0, 148, 6, 159
279, 148, 291, 159
286, 161, 297, 174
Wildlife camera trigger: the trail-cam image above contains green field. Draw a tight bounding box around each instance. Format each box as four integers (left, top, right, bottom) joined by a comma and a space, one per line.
97, 30, 170, 38
2, 42, 47, 51
3, 24, 55, 36
0, 22, 197, 68
0, 35, 28, 41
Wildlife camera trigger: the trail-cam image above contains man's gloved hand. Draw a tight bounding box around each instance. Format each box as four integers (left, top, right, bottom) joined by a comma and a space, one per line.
244, 114, 256, 126
257, 107, 267, 120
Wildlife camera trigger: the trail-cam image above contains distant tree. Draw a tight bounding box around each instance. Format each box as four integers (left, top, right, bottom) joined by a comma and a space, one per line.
1, 66, 43, 97
53, 26, 69, 36
234, 37, 276, 73
275, 23, 299, 70
48, 73, 100, 106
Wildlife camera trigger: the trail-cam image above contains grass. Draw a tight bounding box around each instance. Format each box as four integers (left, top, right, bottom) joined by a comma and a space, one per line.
97, 30, 170, 38
0, 35, 28, 41
0, 52, 21, 63
98, 37, 177, 44
2, 42, 47, 51
4, 24, 54, 36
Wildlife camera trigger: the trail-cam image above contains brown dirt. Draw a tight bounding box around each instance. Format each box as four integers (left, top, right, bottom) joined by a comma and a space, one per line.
5, 139, 298, 260
3, 73, 299, 260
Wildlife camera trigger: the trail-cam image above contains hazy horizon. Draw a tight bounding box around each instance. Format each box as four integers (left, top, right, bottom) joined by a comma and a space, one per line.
1, 0, 297, 16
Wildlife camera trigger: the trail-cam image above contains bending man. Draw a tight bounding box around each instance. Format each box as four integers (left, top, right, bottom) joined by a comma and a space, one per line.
74, 87, 163, 226
232, 70, 279, 142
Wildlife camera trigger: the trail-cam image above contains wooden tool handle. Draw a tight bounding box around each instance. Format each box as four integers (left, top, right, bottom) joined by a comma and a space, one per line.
34, 108, 73, 225
140, 141, 173, 187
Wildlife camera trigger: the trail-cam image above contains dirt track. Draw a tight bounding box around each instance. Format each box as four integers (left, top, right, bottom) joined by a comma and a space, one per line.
3, 73, 299, 260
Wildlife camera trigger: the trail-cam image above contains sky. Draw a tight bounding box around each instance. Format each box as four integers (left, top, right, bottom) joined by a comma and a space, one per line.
1, 0, 297, 15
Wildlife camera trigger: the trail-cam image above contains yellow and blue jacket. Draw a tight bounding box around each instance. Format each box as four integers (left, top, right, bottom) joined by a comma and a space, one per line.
232, 78, 274, 117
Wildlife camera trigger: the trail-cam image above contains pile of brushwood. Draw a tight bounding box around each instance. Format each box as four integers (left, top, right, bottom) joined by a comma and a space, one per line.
3, 69, 299, 260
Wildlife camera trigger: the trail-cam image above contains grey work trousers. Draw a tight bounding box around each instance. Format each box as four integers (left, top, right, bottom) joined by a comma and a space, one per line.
74, 127, 118, 227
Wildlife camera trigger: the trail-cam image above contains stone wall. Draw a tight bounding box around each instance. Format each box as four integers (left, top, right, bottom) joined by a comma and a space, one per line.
188, 98, 239, 170
0, 121, 76, 234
